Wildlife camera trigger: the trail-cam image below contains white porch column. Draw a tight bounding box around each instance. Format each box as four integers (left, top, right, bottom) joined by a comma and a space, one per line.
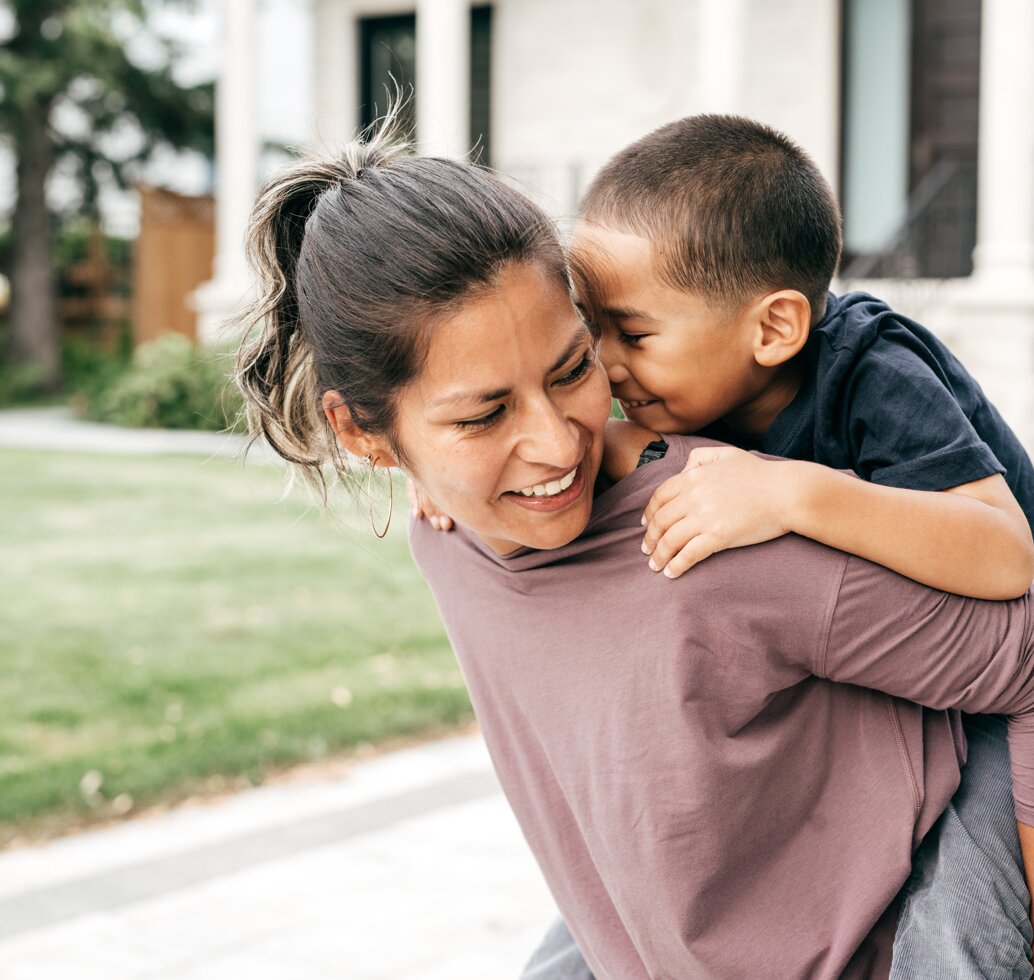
951, 0, 1034, 448
312, 0, 358, 153
192, 0, 259, 345
416, 0, 469, 157
972, 0, 1034, 282
698, 0, 745, 113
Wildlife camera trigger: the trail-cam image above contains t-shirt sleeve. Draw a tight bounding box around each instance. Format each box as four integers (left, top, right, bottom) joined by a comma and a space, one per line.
817, 555, 1034, 823
842, 340, 1005, 490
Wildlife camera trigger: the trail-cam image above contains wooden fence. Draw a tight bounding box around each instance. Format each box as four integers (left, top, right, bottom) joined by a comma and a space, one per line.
131, 185, 215, 345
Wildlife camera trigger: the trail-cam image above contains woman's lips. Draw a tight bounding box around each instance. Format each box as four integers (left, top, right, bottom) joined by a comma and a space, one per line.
503, 461, 587, 512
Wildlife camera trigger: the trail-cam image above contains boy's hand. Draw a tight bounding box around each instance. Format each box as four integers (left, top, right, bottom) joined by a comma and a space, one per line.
407, 479, 454, 531
641, 446, 794, 578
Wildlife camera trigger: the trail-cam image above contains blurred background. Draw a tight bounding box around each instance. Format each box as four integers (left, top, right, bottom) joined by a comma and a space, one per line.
0, 0, 1032, 977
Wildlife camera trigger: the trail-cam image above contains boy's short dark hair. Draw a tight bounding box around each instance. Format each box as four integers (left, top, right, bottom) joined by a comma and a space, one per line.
579, 114, 843, 319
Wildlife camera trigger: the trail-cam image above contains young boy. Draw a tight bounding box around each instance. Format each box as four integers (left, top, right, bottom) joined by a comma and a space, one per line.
559, 114, 1034, 979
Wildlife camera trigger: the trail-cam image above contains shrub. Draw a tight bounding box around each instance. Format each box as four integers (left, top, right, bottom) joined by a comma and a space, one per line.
82, 334, 244, 431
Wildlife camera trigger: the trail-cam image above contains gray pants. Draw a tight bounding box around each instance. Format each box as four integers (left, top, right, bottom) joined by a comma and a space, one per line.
520, 916, 594, 980
890, 713, 1032, 979
520, 715, 1032, 980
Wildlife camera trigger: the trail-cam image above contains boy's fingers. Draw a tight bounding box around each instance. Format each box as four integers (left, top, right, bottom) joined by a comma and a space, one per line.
643, 476, 685, 525
643, 479, 688, 532
407, 480, 426, 520
644, 498, 696, 552
663, 534, 718, 579
647, 518, 698, 571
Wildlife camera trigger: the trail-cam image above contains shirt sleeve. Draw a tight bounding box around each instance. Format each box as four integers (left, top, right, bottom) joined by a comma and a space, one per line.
818, 555, 1034, 823
841, 338, 1005, 490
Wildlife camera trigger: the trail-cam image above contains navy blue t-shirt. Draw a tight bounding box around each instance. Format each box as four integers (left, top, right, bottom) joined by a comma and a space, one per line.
711, 291, 1034, 530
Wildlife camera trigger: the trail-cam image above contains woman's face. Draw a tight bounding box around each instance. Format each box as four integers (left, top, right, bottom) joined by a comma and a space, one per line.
390, 262, 612, 554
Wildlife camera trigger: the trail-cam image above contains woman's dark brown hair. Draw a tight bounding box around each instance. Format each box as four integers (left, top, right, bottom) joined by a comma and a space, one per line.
235, 117, 567, 493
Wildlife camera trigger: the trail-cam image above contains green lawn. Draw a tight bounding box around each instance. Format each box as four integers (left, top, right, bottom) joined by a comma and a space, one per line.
0, 449, 470, 844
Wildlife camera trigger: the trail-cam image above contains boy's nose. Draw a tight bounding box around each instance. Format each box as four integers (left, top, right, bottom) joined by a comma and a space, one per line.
599, 334, 629, 384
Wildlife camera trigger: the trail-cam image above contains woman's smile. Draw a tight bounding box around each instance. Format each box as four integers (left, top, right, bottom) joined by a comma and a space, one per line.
502, 459, 588, 512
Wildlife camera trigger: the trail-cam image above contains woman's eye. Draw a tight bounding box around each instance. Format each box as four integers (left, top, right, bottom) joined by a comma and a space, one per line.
456, 405, 505, 431
554, 353, 593, 386
619, 332, 646, 347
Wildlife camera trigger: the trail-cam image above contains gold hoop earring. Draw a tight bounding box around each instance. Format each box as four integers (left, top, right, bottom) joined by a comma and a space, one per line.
363, 454, 393, 538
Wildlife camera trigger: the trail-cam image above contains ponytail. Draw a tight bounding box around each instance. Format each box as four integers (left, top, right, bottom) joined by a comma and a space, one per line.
235, 125, 405, 485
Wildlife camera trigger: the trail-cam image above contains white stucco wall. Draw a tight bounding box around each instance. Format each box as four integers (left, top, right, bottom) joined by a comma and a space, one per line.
740, 0, 840, 192
490, 0, 841, 224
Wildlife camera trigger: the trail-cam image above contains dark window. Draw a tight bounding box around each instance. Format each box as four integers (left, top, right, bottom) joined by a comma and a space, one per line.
840, 0, 980, 279
469, 6, 492, 165
359, 14, 418, 141
358, 7, 493, 165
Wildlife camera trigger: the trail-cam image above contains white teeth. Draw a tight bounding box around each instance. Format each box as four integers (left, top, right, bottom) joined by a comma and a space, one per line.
514, 467, 577, 498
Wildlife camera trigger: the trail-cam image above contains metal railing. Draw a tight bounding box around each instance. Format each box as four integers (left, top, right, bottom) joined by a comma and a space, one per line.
840, 159, 977, 280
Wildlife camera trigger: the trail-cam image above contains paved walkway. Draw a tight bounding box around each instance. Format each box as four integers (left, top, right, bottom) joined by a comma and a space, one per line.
0, 735, 556, 979
0, 407, 271, 459
1, 409, 557, 977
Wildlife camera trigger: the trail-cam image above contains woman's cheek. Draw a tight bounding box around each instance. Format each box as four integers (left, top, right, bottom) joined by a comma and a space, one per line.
583, 364, 615, 430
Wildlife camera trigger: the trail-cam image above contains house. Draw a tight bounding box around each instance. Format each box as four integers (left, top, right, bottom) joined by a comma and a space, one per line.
196, 0, 1034, 444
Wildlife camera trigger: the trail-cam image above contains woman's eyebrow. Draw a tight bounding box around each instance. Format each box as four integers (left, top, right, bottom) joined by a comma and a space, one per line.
428, 334, 588, 411
547, 335, 586, 373
429, 386, 512, 410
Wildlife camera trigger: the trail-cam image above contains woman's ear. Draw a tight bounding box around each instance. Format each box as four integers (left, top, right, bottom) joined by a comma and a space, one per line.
753, 290, 811, 368
321, 391, 399, 467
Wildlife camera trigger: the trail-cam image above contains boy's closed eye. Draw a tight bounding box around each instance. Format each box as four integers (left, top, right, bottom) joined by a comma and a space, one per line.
618, 331, 647, 346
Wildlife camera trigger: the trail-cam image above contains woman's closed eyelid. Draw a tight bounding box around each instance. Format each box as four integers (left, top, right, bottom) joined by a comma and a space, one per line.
453, 350, 593, 431
455, 405, 505, 431
554, 352, 593, 385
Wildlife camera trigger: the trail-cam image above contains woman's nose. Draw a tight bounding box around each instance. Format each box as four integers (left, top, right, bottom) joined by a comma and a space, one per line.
517, 395, 581, 466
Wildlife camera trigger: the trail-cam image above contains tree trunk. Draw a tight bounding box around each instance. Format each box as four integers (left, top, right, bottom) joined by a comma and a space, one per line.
7, 99, 60, 394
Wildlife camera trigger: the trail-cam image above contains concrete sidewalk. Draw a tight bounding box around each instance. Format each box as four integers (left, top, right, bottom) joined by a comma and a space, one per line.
0, 407, 271, 460
0, 735, 556, 979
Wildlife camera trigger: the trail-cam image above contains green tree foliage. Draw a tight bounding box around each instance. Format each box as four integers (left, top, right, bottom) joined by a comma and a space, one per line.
0, 0, 213, 393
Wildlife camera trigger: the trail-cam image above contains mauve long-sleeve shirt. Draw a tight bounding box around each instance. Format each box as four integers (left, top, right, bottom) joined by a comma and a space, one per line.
409, 435, 1034, 979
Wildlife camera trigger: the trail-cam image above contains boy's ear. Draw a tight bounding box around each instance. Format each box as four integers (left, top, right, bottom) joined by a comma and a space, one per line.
752, 291, 811, 368
321, 391, 400, 467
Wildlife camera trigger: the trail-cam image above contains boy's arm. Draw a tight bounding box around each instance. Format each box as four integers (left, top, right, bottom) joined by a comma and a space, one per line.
643, 446, 1034, 598
785, 458, 1033, 599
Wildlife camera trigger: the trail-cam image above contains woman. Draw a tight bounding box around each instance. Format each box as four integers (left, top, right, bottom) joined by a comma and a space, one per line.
235, 127, 1034, 978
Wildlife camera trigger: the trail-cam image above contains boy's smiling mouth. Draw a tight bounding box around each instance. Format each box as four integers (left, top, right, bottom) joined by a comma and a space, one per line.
620, 398, 658, 410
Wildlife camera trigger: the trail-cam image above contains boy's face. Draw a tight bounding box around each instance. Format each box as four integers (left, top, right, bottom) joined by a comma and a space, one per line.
569, 223, 775, 435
